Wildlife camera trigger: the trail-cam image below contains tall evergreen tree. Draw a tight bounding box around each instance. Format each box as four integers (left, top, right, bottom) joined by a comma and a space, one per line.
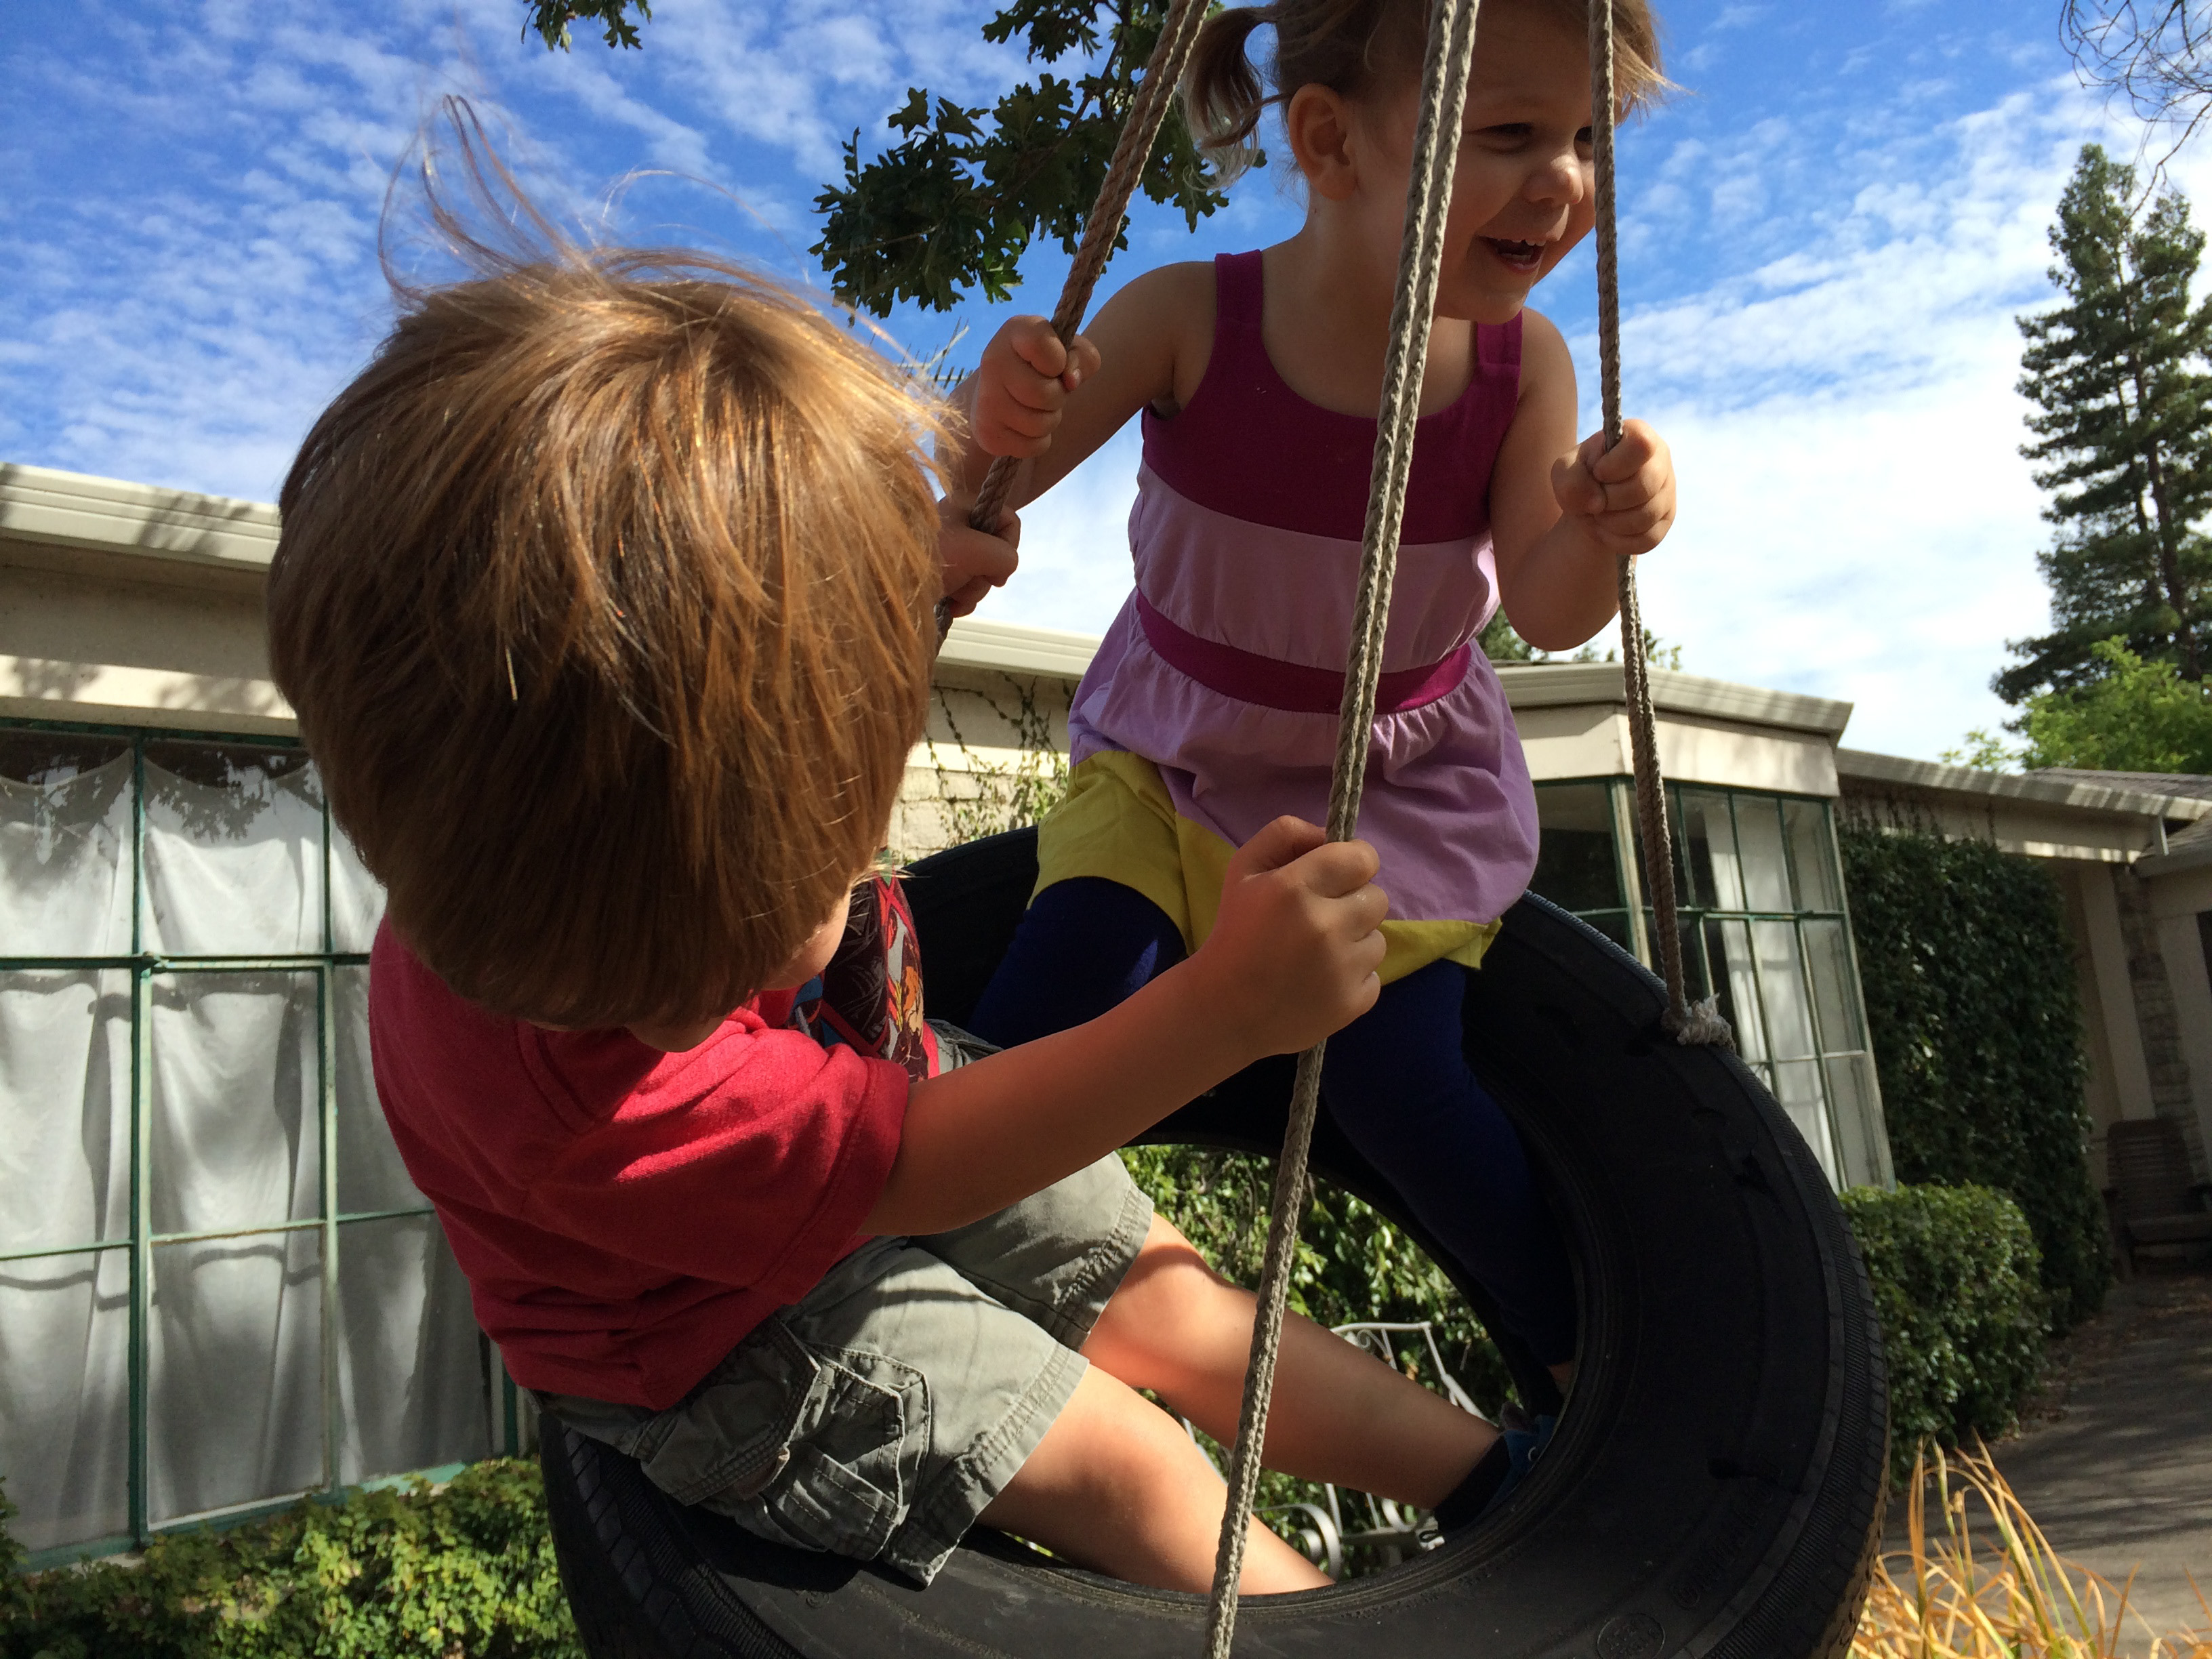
1999, 144, 2212, 703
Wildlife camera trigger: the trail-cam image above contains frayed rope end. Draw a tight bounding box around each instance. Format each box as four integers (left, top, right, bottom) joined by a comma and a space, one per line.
1666, 995, 1734, 1050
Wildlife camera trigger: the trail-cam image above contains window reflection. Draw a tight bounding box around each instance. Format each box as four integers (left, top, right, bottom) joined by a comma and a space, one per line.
1527, 783, 1620, 912
1, 733, 133, 958
1531, 780, 1882, 1191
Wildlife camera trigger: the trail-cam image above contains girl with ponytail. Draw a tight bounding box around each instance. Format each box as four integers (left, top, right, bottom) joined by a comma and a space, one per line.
958, 0, 1675, 1446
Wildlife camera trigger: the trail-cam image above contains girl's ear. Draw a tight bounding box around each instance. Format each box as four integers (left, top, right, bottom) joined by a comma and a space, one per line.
1284, 83, 1361, 202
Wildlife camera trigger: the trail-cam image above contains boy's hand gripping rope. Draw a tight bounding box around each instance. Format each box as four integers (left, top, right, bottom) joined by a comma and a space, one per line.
1202, 1, 1724, 1651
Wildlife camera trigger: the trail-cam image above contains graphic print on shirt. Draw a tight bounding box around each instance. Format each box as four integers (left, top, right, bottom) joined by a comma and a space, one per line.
794, 876, 939, 1082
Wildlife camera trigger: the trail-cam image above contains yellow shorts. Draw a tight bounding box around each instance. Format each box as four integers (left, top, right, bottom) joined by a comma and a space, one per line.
1032, 750, 1498, 985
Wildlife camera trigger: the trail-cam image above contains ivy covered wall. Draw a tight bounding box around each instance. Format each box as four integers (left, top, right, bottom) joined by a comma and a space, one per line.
1838, 825, 2111, 1330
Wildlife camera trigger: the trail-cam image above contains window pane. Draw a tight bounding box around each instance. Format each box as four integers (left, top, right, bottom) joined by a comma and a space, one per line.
1679, 790, 1739, 910
1, 970, 131, 1254
1627, 795, 1688, 914
1771, 1057, 1838, 1183
1732, 796, 1792, 913
1825, 1054, 1879, 1187
1753, 920, 1818, 1059
329, 819, 386, 955
1530, 784, 1622, 912
0, 1248, 130, 1551
1704, 918, 1767, 1061
335, 1214, 491, 1484
142, 743, 323, 956
334, 966, 422, 1215
1638, 909, 1714, 1000
150, 1229, 323, 1522
0, 733, 131, 958
150, 972, 320, 1236
1784, 798, 1843, 913
1803, 919, 1864, 1053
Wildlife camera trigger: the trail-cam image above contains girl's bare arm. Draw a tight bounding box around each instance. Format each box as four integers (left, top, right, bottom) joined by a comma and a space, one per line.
1488, 310, 1675, 652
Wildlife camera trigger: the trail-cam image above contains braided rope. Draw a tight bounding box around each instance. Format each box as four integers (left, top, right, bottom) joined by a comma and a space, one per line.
1200, 1, 1482, 1650
1589, 0, 1728, 1047
966, 0, 1213, 537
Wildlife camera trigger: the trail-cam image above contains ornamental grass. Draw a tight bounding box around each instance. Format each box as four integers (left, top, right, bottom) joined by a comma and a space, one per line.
1853, 1446, 2209, 1659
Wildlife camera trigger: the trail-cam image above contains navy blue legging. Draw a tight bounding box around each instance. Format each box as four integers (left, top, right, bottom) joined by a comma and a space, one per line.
968, 877, 1578, 1363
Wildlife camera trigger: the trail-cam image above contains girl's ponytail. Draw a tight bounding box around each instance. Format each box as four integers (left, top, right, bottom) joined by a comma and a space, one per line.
1178, 1, 1433, 186
1181, 5, 1277, 182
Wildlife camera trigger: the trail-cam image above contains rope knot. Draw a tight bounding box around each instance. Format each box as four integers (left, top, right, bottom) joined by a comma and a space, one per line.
1665, 995, 1734, 1049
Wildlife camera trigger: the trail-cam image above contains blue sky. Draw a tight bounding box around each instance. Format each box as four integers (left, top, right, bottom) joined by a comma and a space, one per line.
3, 0, 2200, 758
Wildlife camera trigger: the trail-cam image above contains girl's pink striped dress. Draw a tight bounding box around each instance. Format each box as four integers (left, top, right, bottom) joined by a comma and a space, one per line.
1035, 249, 1540, 979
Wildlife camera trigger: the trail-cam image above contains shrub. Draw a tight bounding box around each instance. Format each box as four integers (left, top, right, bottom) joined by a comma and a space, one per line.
1839, 824, 2110, 1330
0, 1460, 581, 1659
1843, 1183, 2049, 1482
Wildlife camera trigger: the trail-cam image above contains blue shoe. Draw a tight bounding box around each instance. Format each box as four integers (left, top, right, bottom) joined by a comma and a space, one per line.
1495, 1410, 1557, 1509
1433, 1409, 1557, 1533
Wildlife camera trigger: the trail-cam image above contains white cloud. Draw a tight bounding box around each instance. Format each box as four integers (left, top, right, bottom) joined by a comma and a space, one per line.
9, 1, 2211, 773
967, 428, 1144, 636
1575, 79, 2212, 758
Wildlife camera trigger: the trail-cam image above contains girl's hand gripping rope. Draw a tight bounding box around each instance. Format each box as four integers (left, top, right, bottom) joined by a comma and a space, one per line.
972, 316, 1103, 459
1551, 416, 1676, 558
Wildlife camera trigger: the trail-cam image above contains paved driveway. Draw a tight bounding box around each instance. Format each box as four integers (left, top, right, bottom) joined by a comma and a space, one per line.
1982, 1265, 2211, 1641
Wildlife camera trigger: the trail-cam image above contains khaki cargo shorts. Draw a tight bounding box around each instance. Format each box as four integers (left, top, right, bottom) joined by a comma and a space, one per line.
539, 1025, 1153, 1586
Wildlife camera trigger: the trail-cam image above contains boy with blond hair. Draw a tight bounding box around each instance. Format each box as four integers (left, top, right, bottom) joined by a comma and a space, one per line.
268, 229, 1511, 1593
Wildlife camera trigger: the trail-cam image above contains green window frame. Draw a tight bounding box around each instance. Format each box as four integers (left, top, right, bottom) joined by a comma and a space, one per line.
0, 715, 521, 1568
1526, 777, 1890, 1191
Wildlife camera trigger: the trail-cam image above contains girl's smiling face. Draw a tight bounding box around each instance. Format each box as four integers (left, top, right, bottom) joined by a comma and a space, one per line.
1345, 0, 1598, 323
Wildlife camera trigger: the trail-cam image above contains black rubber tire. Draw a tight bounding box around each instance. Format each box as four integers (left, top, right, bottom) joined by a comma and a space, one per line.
542, 827, 1888, 1659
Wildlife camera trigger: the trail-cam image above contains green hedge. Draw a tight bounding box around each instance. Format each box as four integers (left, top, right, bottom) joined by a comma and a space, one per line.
1839, 824, 2110, 1330
1, 1462, 580, 1659
1843, 1183, 2049, 1480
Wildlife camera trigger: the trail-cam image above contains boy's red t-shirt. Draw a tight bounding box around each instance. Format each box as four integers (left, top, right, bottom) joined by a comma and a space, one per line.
367, 922, 912, 1411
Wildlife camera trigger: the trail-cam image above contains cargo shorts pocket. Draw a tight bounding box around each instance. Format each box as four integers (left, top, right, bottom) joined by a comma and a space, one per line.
632, 1320, 825, 1509
744, 1343, 929, 1561
640, 1319, 930, 1563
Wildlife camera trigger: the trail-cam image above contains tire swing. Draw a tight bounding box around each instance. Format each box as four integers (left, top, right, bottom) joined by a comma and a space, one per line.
538, 1, 1891, 1654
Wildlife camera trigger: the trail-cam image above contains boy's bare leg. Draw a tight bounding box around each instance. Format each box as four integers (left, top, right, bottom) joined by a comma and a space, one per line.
1083, 1216, 1496, 1508
977, 1365, 1328, 1593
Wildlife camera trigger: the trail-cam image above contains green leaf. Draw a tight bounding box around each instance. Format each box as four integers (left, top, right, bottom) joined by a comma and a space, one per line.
813, 1, 1231, 315
1841, 1184, 2049, 1483
2017, 635, 2212, 771
523, 1, 653, 52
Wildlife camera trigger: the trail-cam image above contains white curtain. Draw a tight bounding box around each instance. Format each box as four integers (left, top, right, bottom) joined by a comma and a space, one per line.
1, 741, 483, 1553
1, 753, 134, 1551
